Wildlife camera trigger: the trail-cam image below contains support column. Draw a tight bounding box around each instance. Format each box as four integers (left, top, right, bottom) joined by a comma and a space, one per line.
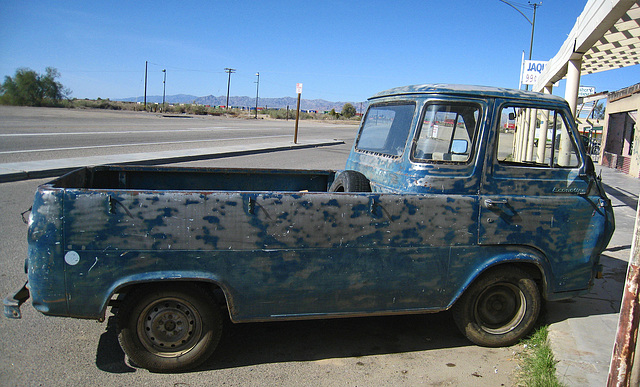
560, 55, 583, 165
520, 109, 532, 162
537, 109, 550, 163
516, 110, 528, 162
526, 109, 538, 162
514, 112, 522, 161
535, 85, 553, 164
565, 56, 583, 118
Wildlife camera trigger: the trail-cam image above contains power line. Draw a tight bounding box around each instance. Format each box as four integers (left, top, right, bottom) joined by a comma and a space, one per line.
147, 62, 225, 74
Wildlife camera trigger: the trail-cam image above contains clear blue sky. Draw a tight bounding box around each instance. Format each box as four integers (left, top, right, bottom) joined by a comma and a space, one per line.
1, 1, 637, 103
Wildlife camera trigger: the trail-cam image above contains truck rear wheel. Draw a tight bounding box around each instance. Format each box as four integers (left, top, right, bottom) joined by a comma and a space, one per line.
452, 266, 540, 347
117, 284, 222, 372
329, 170, 371, 192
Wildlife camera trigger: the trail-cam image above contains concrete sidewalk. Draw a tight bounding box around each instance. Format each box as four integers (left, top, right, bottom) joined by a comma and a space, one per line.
548, 166, 640, 386
0, 139, 344, 182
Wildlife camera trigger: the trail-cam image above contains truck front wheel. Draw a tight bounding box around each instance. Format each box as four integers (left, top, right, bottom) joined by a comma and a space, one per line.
117, 284, 223, 372
452, 267, 540, 347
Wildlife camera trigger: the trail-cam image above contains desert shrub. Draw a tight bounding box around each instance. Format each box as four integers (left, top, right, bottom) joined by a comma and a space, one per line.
341, 103, 357, 118
1, 67, 70, 106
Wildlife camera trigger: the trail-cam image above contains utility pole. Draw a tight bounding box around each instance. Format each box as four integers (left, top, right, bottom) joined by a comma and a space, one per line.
255, 72, 260, 119
162, 69, 166, 113
225, 68, 236, 110
144, 61, 148, 111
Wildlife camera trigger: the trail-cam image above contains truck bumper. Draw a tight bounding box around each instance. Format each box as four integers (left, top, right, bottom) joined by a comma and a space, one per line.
3, 282, 29, 319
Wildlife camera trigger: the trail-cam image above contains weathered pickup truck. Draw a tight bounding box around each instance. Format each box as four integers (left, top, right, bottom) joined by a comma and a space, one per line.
5, 84, 614, 372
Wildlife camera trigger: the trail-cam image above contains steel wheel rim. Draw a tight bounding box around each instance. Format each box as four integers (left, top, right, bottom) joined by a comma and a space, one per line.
474, 282, 526, 335
137, 296, 203, 357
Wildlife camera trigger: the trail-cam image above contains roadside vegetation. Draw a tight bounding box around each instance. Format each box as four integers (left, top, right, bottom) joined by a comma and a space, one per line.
56, 100, 362, 121
0, 67, 70, 107
1, 67, 361, 121
517, 326, 565, 387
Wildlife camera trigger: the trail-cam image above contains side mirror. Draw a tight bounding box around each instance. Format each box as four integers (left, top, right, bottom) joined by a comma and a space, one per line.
509, 112, 516, 121
451, 139, 469, 155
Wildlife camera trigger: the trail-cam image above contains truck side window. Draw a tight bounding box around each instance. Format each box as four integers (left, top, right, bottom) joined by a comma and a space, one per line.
496, 106, 579, 168
356, 102, 416, 157
412, 103, 480, 163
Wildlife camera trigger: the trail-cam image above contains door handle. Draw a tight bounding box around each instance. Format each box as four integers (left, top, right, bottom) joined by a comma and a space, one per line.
484, 198, 508, 208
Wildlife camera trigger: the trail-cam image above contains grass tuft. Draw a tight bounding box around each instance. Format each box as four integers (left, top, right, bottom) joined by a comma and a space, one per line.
517, 326, 565, 387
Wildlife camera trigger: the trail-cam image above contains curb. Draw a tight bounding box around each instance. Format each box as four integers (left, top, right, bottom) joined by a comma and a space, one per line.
0, 140, 345, 183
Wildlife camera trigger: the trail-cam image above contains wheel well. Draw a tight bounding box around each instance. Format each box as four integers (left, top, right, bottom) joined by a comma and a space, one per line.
479, 262, 546, 297
111, 281, 229, 311
451, 262, 543, 346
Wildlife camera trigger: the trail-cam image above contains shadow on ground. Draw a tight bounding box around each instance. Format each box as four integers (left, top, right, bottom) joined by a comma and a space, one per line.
545, 253, 627, 325
95, 253, 629, 373
96, 311, 469, 373
602, 183, 638, 211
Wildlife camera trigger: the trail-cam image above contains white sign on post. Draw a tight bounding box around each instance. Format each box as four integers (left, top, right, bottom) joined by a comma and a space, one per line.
520, 60, 548, 85
296, 83, 303, 94
578, 86, 596, 97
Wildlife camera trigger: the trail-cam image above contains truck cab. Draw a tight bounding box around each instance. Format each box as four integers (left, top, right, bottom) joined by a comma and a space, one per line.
347, 83, 613, 300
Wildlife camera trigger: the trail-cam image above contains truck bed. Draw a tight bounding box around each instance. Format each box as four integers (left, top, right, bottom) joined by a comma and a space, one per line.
31, 164, 467, 322
48, 165, 336, 192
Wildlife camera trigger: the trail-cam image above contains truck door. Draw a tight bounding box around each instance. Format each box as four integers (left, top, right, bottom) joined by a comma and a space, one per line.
479, 102, 606, 294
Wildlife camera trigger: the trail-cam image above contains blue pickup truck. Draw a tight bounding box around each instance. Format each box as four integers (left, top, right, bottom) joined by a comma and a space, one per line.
4, 84, 614, 372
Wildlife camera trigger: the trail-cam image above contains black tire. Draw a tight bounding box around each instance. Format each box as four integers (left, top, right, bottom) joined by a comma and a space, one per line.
117, 283, 223, 372
329, 170, 371, 192
452, 266, 541, 347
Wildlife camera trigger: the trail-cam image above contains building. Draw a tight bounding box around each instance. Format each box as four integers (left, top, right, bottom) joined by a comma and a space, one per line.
600, 83, 640, 177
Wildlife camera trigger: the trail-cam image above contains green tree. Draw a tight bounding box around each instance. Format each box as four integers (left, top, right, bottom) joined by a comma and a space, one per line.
341, 103, 356, 118
592, 101, 605, 120
0, 67, 70, 106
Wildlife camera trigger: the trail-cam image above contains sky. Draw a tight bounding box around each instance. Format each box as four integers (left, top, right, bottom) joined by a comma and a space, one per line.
1, 0, 638, 103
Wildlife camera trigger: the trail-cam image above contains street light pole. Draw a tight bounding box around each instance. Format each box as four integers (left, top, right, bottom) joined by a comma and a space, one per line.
162, 69, 166, 113
224, 68, 236, 110
255, 72, 260, 119
499, 0, 542, 89
528, 2, 540, 62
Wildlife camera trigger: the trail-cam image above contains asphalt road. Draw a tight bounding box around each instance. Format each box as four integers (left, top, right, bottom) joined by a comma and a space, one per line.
0, 106, 355, 164
0, 107, 521, 386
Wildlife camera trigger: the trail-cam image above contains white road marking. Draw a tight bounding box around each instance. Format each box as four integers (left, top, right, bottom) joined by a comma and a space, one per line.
0, 127, 240, 136
0, 135, 292, 155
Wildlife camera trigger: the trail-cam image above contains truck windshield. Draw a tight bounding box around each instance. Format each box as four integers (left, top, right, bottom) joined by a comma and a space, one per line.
356, 102, 416, 157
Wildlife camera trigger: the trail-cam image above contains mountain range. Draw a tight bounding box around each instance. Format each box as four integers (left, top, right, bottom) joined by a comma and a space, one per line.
119, 94, 363, 112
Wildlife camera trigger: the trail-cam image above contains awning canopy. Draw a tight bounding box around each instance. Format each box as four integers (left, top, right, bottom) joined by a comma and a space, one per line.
534, 0, 640, 92
582, 1, 640, 74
